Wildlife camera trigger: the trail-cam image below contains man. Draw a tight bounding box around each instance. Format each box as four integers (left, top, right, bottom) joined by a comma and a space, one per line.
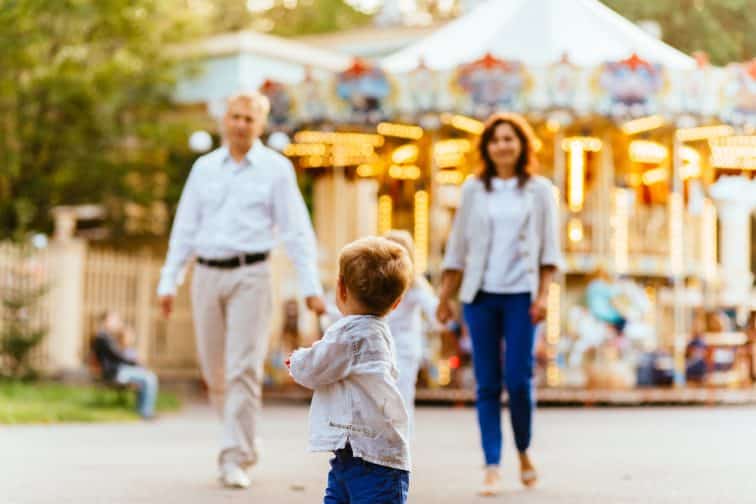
91, 311, 159, 419
157, 92, 325, 489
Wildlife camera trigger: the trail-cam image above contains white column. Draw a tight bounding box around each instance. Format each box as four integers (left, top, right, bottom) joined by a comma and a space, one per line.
314, 174, 378, 283
553, 132, 566, 252
355, 179, 378, 238
134, 249, 153, 365
709, 176, 756, 308
599, 136, 615, 265
46, 239, 86, 375
333, 167, 350, 252
670, 138, 686, 386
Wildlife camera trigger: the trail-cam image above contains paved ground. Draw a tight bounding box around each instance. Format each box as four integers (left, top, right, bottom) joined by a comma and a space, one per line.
3, 402, 755, 503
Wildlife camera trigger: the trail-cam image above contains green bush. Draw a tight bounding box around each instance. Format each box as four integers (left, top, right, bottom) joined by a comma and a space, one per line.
1, 257, 48, 380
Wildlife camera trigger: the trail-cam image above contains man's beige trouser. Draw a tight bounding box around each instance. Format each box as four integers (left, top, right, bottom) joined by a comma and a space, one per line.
191, 261, 272, 469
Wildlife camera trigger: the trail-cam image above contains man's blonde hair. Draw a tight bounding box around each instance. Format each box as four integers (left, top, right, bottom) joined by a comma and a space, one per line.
226, 91, 270, 121
339, 236, 413, 316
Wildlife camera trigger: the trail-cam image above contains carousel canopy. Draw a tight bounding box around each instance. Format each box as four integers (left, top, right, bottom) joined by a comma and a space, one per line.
381, 0, 695, 72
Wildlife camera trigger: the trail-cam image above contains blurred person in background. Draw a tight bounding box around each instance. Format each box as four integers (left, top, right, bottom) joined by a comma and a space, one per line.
118, 324, 139, 363
436, 113, 561, 496
384, 230, 440, 432
92, 311, 158, 419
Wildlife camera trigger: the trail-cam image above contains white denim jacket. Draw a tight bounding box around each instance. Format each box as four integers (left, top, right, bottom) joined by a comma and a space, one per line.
289, 315, 411, 471
442, 175, 563, 303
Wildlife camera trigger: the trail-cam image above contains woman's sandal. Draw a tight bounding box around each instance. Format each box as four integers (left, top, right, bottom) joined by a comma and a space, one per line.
520, 468, 538, 488
479, 467, 503, 496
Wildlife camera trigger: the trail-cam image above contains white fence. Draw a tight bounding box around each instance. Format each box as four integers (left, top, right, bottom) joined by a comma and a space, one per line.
0, 240, 306, 378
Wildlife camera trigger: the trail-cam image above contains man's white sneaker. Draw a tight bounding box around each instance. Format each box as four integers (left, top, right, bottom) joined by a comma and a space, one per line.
220, 463, 250, 489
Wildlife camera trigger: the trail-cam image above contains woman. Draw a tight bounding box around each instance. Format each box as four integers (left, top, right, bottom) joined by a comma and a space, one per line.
436, 113, 561, 496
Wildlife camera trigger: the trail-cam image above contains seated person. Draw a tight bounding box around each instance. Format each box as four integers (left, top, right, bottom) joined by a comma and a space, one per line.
685, 335, 708, 383
119, 325, 139, 363
92, 311, 158, 419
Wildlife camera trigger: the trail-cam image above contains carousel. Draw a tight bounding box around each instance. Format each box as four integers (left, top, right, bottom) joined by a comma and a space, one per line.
180, 0, 756, 400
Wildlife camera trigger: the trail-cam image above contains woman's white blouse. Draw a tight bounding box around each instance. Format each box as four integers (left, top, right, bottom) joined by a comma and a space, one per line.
481, 177, 532, 294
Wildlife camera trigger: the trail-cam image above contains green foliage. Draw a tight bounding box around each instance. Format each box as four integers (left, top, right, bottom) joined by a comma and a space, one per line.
0, 270, 48, 379
0, 381, 180, 423
205, 0, 257, 32
209, 0, 372, 36
602, 0, 756, 64
264, 0, 373, 37
0, 0, 203, 237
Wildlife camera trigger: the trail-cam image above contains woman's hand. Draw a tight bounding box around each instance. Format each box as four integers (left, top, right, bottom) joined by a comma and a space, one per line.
436, 297, 456, 324
436, 270, 463, 324
529, 294, 548, 324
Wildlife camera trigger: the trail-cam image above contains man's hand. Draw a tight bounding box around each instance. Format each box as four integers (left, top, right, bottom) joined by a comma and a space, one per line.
529, 294, 548, 324
159, 295, 174, 319
305, 295, 326, 316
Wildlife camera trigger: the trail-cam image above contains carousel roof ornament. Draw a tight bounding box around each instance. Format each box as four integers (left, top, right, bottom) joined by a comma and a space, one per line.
693, 51, 710, 69
341, 58, 377, 79
461, 52, 516, 71
259, 78, 285, 94
335, 58, 391, 117
746, 58, 756, 80
554, 52, 574, 66
617, 53, 653, 71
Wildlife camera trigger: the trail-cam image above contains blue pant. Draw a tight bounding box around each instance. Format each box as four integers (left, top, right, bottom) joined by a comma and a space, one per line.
116, 365, 158, 418
324, 444, 409, 504
463, 292, 535, 466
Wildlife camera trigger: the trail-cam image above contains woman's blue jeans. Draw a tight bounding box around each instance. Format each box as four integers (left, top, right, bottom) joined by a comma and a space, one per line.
463, 291, 535, 466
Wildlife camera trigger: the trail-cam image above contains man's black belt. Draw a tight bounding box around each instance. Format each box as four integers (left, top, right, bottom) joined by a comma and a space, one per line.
196, 252, 269, 269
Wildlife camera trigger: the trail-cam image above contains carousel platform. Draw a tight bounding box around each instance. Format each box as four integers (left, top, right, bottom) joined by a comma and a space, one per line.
416, 386, 756, 406
263, 384, 756, 406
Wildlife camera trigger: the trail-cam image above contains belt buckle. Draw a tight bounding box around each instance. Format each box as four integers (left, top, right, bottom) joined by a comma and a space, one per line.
239, 254, 246, 267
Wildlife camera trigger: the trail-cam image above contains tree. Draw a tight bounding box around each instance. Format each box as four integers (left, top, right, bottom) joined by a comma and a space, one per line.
602, 0, 756, 65
204, 0, 257, 32
265, 0, 372, 36
207, 0, 372, 36
0, 0, 203, 239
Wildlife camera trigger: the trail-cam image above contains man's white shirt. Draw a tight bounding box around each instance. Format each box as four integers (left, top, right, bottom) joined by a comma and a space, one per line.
157, 140, 322, 297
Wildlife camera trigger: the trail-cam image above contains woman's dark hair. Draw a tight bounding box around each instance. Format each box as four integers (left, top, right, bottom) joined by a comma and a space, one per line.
478, 112, 539, 191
